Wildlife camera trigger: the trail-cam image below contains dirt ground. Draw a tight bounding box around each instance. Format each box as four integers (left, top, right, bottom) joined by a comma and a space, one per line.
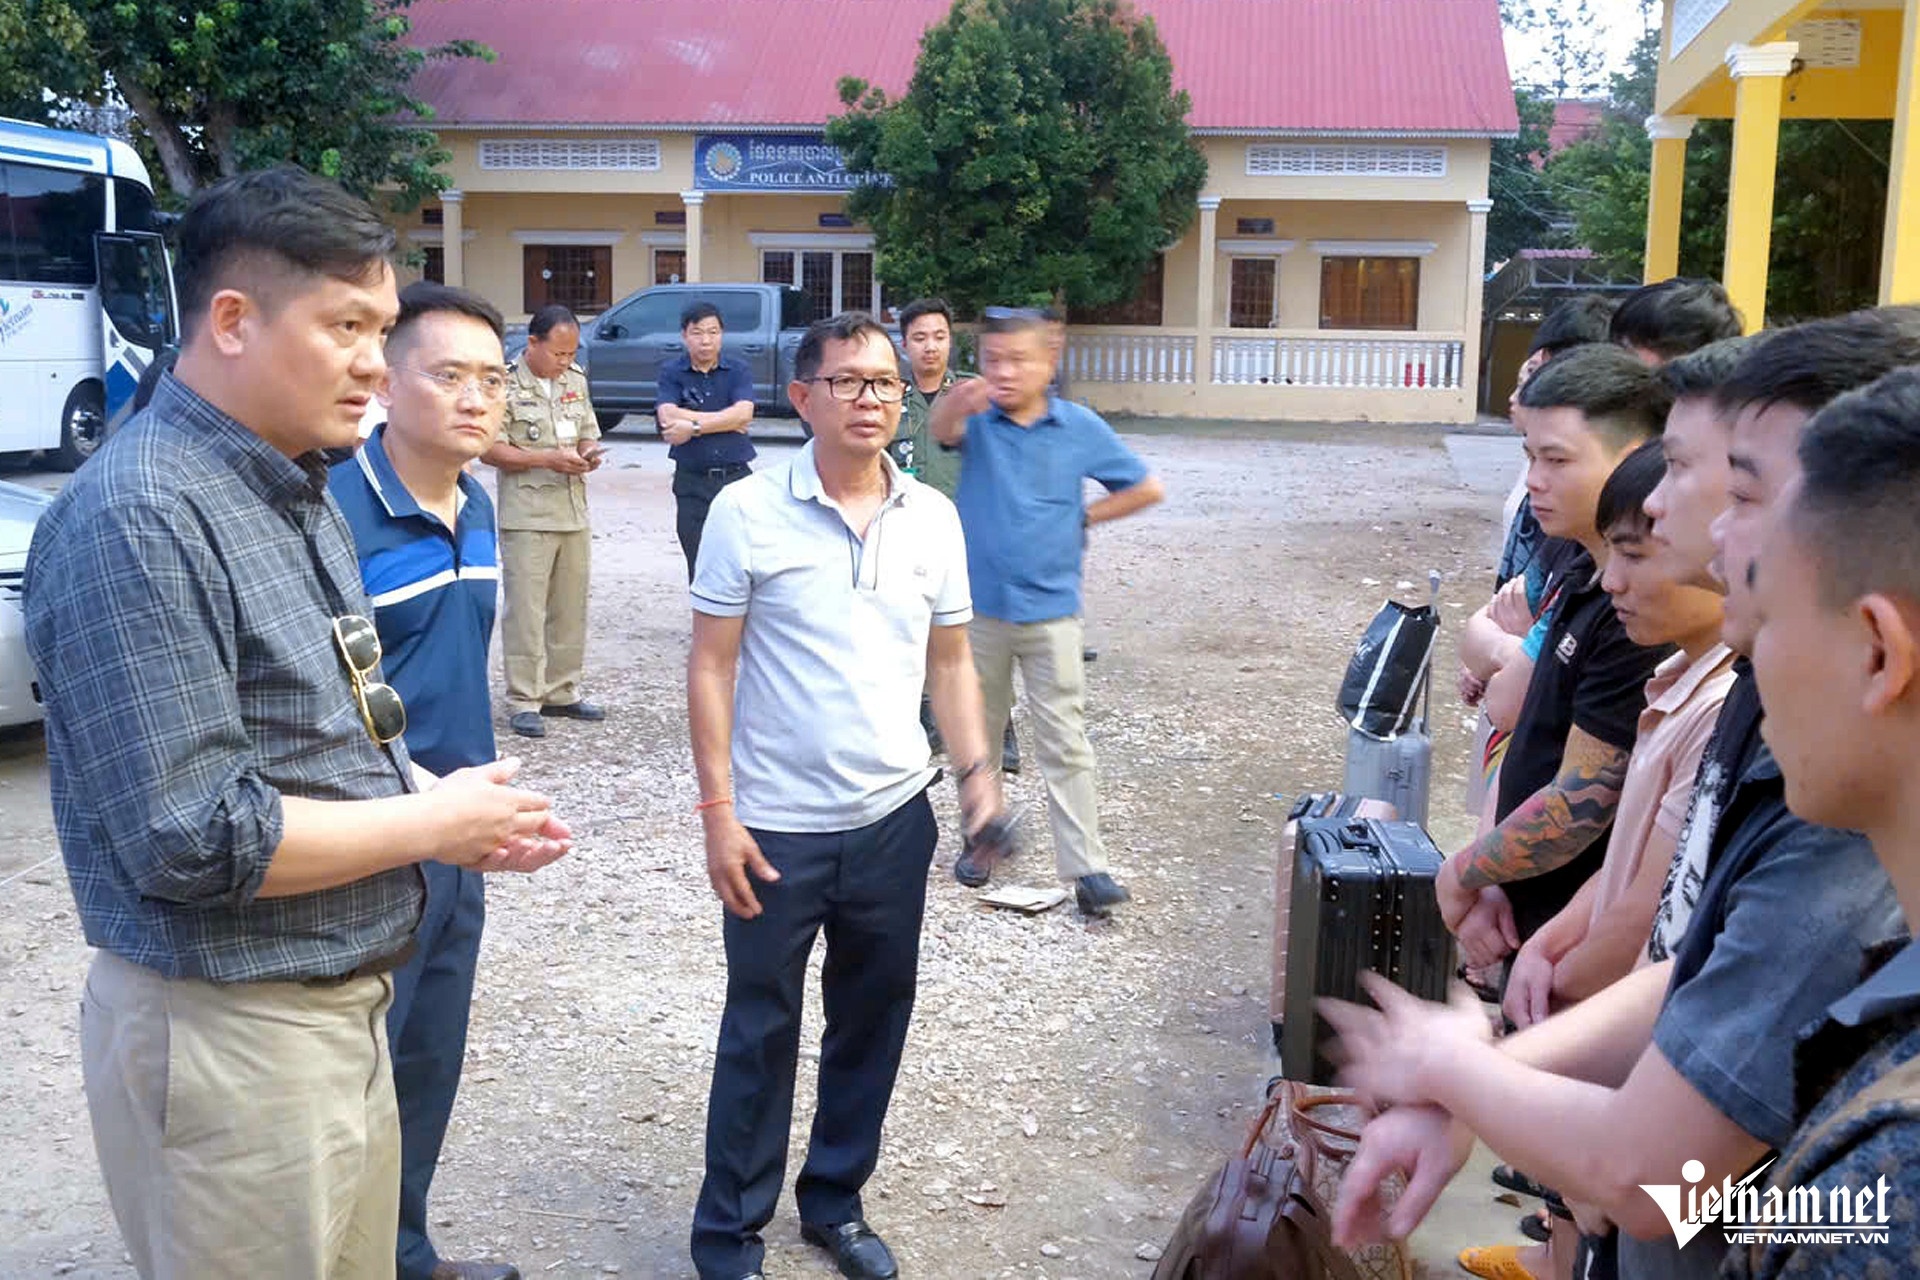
0, 417, 1533, 1279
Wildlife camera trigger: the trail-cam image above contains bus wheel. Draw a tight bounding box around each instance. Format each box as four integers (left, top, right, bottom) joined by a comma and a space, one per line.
594, 406, 623, 433
54, 382, 106, 471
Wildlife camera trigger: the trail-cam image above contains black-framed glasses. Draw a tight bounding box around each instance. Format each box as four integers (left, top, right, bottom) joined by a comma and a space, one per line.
808, 374, 907, 403
395, 364, 511, 401
332, 615, 407, 745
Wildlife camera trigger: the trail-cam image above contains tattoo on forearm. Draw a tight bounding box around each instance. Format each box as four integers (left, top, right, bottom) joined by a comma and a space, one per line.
1459, 732, 1630, 891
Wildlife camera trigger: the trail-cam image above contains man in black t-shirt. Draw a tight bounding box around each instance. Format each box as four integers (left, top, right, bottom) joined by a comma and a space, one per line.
1436, 345, 1673, 962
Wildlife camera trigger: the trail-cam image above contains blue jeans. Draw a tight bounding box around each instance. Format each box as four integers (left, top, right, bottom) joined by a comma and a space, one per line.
388, 861, 486, 1280
690, 791, 937, 1280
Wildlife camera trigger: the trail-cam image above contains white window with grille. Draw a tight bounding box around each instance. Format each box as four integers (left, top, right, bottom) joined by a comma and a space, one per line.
1245, 144, 1447, 178
1671, 0, 1730, 55
479, 138, 662, 172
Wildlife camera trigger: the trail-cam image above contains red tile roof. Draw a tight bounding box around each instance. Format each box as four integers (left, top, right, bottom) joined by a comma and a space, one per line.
1546, 99, 1605, 156
408, 0, 1517, 137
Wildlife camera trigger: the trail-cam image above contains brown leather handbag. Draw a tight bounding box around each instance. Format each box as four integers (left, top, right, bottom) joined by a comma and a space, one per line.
1151, 1084, 1366, 1280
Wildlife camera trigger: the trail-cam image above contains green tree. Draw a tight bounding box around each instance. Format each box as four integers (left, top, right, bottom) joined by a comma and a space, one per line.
0, 0, 91, 117
1484, 87, 1567, 266
1, 0, 488, 209
1545, 26, 1887, 321
826, 0, 1207, 315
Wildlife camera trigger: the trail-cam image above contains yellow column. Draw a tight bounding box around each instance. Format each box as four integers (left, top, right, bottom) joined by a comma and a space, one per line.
1194, 195, 1220, 382
1881, 0, 1920, 302
1722, 43, 1797, 333
439, 189, 464, 288
1643, 115, 1696, 283
682, 191, 706, 283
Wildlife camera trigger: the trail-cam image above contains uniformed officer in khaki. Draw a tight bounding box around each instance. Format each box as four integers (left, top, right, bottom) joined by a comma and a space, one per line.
483, 304, 608, 738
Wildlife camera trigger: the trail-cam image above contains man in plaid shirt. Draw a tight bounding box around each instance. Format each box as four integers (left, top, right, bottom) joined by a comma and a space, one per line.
24, 167, 570, 1280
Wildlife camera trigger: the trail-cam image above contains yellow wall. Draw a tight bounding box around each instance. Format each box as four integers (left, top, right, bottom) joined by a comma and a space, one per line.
1197, 137, 1491, 203
1079, 380, 1476, 424
407, 192, 686, 317
439, 132, 697, 194
1191, 200, 1473, 332
1662, 10, 1905, 118
1657, 0, 1823, 114
698, 193, 866, 280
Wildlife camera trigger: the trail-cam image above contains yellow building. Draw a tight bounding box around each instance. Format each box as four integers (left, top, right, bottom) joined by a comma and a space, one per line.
406, 0, 1519, 423
1647, 0, 1920, 326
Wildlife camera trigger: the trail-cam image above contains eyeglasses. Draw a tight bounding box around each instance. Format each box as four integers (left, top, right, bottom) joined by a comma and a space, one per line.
395, 365, 511, 401
332, 615, 408, 745
807, 374, 907, 403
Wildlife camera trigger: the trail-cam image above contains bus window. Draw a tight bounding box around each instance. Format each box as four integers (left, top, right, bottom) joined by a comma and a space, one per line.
2, 162, 105, 285
112, 178, 161, 235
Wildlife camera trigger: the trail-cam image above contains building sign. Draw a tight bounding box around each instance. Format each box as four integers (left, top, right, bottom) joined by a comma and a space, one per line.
693, 133, 887, 192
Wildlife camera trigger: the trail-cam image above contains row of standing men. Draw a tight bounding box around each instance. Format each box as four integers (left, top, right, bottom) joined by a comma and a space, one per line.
22, 165, 1164, 1280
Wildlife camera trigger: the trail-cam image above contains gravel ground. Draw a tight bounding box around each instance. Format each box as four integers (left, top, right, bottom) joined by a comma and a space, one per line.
0, 417, 1519, 1279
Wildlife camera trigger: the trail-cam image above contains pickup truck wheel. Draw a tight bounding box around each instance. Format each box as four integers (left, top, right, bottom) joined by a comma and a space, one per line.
594, 407, 623, 433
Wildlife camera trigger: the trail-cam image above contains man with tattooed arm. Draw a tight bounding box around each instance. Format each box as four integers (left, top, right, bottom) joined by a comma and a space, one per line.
1436, 345, 1674, 972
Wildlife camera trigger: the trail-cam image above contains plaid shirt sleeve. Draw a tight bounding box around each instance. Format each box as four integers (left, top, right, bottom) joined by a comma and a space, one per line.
32, 497, 284, 906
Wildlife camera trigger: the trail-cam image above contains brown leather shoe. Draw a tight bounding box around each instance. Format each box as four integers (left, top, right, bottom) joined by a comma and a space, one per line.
430, 1262, 522, 1280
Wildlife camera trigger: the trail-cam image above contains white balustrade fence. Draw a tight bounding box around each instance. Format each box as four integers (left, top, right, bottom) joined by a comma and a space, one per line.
1060, 332, 1197, 385
1211, 334, 1464, 390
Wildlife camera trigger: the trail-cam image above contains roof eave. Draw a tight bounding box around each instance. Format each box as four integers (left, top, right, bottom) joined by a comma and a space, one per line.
430, 120, 1517, 139
1191, 126, 1516, 139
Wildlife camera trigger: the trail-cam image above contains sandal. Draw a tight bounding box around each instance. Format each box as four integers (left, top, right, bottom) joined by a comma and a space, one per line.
1458, 1244, 1545, 1280
1519, 1210, 1551, 1244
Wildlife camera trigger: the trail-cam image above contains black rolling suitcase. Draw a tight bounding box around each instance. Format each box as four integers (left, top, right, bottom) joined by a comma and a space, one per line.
1279, 816, 1452, 1085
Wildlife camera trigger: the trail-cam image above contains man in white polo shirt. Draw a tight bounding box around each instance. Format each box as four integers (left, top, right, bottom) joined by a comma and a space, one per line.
686, 312, 1007, 1280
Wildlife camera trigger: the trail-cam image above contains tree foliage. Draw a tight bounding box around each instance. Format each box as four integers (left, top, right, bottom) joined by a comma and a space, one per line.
0, 0, 489, 209
826, 0, 1207, 315
1545, 28, 1889, 321
1484, 87, 1562, 267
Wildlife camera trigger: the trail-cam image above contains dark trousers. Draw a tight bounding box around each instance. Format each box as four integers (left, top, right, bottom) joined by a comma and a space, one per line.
387, 860, 486, 1280
690, 791, 938, 1280
674, 463, 753, 581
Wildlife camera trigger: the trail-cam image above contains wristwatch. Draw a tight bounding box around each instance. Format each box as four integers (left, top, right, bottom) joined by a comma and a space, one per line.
691, 420, 703, 437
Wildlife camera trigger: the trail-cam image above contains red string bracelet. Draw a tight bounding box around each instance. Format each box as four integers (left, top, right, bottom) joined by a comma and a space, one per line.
694, 796, 733, 814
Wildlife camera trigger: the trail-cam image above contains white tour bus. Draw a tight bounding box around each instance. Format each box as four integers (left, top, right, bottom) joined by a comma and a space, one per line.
0, 117, 177, 469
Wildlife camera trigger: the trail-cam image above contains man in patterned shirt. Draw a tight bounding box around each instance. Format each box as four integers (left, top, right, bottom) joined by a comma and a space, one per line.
1726, 364, 1920, 1278
23, 167, 570, 1280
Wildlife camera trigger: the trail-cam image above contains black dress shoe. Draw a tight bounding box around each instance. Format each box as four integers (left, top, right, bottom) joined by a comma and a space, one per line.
1075, 872, 1131, 917
1000, 722, 1021, 775
952, 813, 1016, 888
509, 711, 546, 738
800, 1219, 898, 1280
430, 1262, 522, 1280
540, 700, 607, 721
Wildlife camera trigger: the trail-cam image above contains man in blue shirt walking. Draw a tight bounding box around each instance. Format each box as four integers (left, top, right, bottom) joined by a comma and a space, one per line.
331, 282, 527, 1280
932, 308, 1164, 914
659, 301, 757, 579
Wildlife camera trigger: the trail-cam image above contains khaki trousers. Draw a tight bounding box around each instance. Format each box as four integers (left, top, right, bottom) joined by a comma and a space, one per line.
970, 614, 1108, 880
500, 527, 591, 713
80, 951, 400, 1280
